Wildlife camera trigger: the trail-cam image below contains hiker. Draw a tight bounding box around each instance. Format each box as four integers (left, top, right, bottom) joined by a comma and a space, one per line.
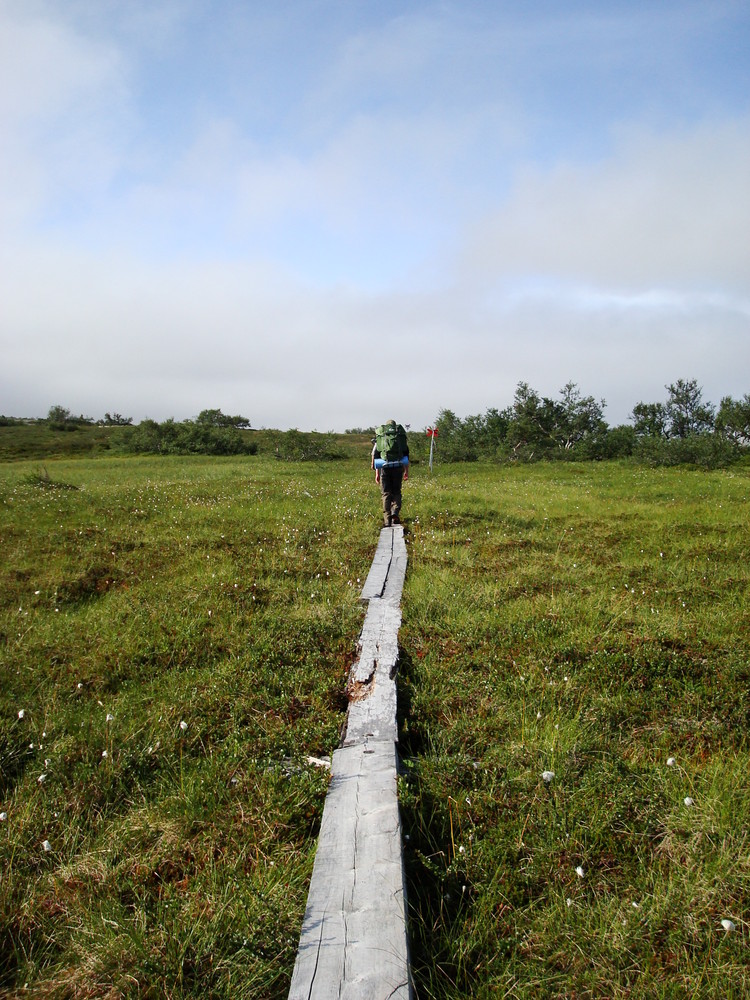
371, 420, 409, 527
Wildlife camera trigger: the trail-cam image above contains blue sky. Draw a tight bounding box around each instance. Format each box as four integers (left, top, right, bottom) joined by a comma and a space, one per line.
1, 0, 748, 429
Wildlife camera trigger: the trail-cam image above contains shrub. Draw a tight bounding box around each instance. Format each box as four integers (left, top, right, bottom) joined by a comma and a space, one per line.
588, 424, 636, 460
273, 430, 343, 461
635, 432, 740, 469
46, 406, 94, 430
123, 419, 257, 456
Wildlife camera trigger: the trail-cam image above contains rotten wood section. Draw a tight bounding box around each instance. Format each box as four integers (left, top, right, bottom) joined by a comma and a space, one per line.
288, 525, 411, 1000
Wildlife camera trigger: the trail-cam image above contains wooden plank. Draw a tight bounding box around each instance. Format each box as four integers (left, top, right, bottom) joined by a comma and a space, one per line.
381, 527, 407, 607
359, 528, 394, 602
289, 523, 411, 999
288, 743, 411, 1000
359, 525, 406, 605
344, 601, 402, 746
354, 600, 402, 680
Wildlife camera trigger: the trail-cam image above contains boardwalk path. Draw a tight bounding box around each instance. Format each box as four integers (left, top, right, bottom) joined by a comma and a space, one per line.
288, 526, 411, 1000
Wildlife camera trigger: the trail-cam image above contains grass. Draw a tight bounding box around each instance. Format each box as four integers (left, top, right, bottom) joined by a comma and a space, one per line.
1, 451, 748, 997
0, 454, 376, 998
398, 462, 750, 998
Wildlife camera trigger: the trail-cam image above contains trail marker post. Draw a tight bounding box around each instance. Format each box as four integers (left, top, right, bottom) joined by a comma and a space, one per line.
426, 427, 438, 472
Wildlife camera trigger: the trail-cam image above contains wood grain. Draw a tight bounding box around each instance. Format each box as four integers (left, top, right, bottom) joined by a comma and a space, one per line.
288, 526, 412, 999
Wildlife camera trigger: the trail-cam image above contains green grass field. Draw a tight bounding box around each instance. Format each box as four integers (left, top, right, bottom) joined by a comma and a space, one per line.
399, 461, 749, 998
1, 451, 748, 998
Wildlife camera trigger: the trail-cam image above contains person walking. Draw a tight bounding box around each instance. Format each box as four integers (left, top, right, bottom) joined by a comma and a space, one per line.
371, 420, 409, 527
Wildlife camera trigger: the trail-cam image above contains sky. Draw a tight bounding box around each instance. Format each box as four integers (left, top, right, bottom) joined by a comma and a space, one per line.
1, 0, 749, 430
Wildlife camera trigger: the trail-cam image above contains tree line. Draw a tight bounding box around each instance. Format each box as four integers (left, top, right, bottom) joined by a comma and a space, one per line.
42, 405, 253, 431
427, 379, 750, 468
32, 407, 346, 460
10, 383, 749, 467
34, 406, 255, 456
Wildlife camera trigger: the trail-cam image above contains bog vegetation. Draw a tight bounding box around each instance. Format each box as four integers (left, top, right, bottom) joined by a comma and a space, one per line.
0, 414, 748, 998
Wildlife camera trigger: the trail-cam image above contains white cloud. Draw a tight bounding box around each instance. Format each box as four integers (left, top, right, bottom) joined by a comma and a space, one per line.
0, 0, 133, 226
458, 117, 750, 296
1, 2, 748, 429
0, 2, 125, 124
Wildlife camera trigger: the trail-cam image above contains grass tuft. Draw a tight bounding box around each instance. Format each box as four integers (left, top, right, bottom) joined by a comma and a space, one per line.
20, 467, 80, 491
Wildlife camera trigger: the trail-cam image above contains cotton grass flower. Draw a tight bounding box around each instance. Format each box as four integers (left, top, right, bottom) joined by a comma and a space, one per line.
683, 796, 694, 807
106, 713, 114, 723
0, 812, 7, 821
542, 770, 555, 783
17, 710, 25, 719
42, 840, 52, 852
179, 720, 188, 732
721, 919, 736, 932
666, 757, 676, 766
575, 866, 585, 878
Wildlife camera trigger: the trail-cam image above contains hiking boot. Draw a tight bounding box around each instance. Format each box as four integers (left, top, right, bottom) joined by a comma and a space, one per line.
391, 514, 401, 525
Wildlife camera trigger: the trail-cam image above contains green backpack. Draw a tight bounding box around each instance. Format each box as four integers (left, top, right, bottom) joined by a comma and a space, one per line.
376, 422, 407, 462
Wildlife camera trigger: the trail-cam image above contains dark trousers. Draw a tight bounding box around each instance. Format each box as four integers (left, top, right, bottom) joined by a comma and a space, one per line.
380, 467, 404, 524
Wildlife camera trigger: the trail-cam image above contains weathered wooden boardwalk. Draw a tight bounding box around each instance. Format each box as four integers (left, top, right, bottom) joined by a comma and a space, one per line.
288, 526, 411, 1000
